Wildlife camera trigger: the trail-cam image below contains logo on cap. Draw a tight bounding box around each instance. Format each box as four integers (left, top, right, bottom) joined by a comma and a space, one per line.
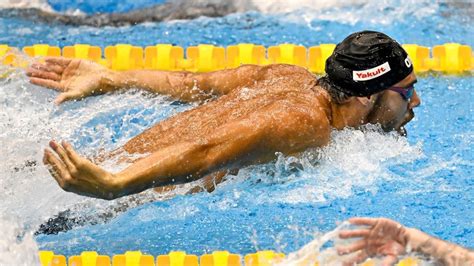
404, 56, 412, 68
353, 62, 391, 81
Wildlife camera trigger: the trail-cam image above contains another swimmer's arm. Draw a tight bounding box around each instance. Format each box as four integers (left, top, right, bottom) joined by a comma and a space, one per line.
405, 227, 474, 265
105, 64, 264, 101
338, 217, 473, 265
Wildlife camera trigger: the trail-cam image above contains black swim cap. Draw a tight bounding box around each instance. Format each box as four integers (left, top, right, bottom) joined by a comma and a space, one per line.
325, 30, 413, 97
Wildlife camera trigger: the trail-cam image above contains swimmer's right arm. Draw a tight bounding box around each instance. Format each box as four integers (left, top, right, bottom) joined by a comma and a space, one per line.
27, 57, 264, 104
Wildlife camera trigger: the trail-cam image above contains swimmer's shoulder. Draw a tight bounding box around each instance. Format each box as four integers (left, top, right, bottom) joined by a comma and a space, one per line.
258, 64, 317, 86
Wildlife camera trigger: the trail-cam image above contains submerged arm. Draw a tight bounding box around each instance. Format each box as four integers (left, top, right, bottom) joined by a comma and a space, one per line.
27, 57, 264, 104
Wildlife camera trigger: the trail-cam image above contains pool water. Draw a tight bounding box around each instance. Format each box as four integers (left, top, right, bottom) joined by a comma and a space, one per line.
0, 0, 472, 264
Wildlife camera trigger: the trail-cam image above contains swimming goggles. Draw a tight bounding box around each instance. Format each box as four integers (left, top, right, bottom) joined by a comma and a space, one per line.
388, 84, 414, 101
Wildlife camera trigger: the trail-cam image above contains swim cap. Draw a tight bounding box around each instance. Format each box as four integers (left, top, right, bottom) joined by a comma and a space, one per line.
325, 30, 413, 97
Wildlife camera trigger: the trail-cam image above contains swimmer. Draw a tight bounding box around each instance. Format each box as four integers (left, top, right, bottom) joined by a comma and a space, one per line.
27, 31, 421, 199
338, 217, 474, 266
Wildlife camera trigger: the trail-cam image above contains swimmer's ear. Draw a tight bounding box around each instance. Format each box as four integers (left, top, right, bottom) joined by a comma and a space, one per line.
338, 96, 357, 104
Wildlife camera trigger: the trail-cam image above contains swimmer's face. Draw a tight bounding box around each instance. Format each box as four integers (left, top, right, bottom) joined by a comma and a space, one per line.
367, 72, 421, 135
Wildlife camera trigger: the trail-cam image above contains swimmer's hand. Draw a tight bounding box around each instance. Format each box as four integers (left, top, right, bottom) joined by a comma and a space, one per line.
27, 57, 113, 105
43, 140, 122, 199
337, 217, 408, 266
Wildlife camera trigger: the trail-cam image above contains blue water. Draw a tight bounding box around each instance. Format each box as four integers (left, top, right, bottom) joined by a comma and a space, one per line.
47, 0, 166, 14
1, 0, 472, 258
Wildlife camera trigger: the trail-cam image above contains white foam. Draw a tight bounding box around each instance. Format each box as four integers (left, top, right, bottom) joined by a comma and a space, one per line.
0, 0, 53, 12
247, 125, 424, 205
0, 0, 439, 26
0, 217, 39, 266
277, 220, 436, 265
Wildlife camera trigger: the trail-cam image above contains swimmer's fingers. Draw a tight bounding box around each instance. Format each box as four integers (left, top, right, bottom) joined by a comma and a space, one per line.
29, 77, 63, 91
49, 140, 75, 172
339, 229, 370, 239
342, 250, 368, 266
348, 217, 377, 226
43, 149, 71, 190
337, 239, 365, 255
61, 141, 83, 165
30, 62, 64, 75
27, 68, 62, 83
55, 91, 83, 105
44, 56, 72, 68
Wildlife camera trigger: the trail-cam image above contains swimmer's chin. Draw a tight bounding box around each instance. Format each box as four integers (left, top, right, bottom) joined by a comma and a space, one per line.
381, 125, 407, 137
396, 126, 407, 137
395, 110, 415, 137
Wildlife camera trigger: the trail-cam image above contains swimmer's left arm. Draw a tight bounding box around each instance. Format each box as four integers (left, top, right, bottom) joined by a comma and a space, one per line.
44, 117, 269, 199
44, 104, 330, 199
112, 105, 330, 198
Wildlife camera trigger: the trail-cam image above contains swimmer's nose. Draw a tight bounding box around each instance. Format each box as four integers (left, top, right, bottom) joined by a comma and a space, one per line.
409, 89, 421, 109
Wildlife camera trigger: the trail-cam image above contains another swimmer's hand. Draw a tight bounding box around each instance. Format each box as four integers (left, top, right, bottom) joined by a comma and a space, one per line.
43, 140, 123, 200
26, 57, 115, 105
337, 217, 408, 266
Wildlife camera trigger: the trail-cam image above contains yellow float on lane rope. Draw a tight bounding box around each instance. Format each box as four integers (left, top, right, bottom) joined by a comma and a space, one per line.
105, 44, 144, 70
185, 44, 226, 72
63, 44, 102, 63
157, 251, 199, 266
1, 43, 472, 75
68, 251, 111, 266
308, 43, 336, 74
200, 250, 242, 266
226, 43, 268, 68
402, 44, 431, 73
113, 251, 155, 266
23, 44, 61, 57
268, 44, 307, 67
432, 43, 472, 74
38, 250, 423, 266
244, 250, 285, 266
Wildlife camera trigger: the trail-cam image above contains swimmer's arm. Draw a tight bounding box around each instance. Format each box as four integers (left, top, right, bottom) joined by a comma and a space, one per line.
153, 170, 232, 195
44, 104, 328, 199
113, 107, 329, 197
44, 114, 272, 199
113, 118, 269, 196
338, 217, 473, 265
27, 57, 264, 104
405, 227, 474, 264
105, 64, 264, 101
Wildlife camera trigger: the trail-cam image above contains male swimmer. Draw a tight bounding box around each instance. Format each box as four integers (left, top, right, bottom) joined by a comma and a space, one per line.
27, 31, 420, 200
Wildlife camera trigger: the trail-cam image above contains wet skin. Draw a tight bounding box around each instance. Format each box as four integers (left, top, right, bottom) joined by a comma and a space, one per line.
27, 57, 420, 199
337, 217, 474, 266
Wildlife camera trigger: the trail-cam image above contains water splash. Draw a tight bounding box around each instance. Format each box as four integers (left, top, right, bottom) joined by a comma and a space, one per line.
0, 217, 39, 266
275, 221, 349, 266
0, 0, 52, 11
